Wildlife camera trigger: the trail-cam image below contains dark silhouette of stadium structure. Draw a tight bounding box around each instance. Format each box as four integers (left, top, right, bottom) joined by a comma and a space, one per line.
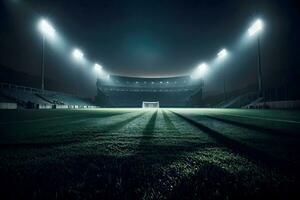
96, 75, 204, 107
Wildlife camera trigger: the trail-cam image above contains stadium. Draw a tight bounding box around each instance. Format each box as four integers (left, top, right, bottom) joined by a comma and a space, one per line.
96, 75, 203, 107
1, 1, 300, 200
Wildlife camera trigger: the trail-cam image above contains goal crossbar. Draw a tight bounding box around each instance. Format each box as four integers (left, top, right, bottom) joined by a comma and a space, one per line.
142, 101, 159, 108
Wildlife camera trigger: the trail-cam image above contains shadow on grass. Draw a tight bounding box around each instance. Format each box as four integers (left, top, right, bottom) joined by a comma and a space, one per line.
1, 146, 296, 200
134, 110, 158, 154
0, 112, 146, 149
162, 110, 180, 134
0, 110, 298, 199
172, 111, 299, 176
205, 115, 299, 137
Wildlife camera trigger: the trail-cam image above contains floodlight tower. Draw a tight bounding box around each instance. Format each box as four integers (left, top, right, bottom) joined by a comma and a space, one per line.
71, 48, 84, 95
38, 19, 55, 91
94, 63, 102, 79
248, 19, 264, 97
217, 49, 228, 101
190, 62, 208, 100
72, 48, 84, 61
191, 63, 208, 80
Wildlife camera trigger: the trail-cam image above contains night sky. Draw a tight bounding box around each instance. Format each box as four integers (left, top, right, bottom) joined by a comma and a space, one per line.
0, 0, 299, 97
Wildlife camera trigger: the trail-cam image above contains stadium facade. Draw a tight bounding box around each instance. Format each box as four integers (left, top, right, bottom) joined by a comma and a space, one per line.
96, 75, 204, 107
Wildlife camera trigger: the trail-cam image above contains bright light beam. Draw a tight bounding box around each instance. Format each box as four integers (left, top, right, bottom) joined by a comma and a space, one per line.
191, 63, 208, 79
197, 63, 208, 74
217, 49, 228, 59
38, 19, 55, 38
94, 63, 102, 72
72, 48, 84, 60
248, 19, 263, 37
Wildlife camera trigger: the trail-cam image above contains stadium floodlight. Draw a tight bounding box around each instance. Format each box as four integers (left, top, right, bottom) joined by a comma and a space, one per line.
248, 18, 264, 96
217, 49, 228, 59
248, 19, 263, 37
94, 63, 102, 72
197, 63, 208, 76
37, 18, 56, 91
191, 63, 208, 79
217, 49, 228, 100
72, 48, 84, 60
38, 19, 55, 38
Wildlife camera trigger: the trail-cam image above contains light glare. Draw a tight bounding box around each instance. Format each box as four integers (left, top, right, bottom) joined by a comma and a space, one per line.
191, 63, 208, 79
94, 63, 102, 71
248, 19, 263, 36
38, 19, 55, 38
217, 49, 227, 58
72, 48, 84, 60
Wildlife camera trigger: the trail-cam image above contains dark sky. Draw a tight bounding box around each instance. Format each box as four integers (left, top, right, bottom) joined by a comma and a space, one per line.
0, 0, 299, 97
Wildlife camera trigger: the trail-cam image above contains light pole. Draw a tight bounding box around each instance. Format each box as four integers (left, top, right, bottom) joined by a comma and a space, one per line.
248, 19, 264, 97
217, 49, 228, 101
71, 48, 84, 95
191, 63, 208, 80
191, 63, 208, 101
41, 34, 45, 91
94, 63, 102, 79
38, 19, 55, 91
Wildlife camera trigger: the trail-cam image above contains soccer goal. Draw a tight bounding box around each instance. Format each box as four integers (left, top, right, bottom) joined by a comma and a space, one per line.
142, 101, 159, 108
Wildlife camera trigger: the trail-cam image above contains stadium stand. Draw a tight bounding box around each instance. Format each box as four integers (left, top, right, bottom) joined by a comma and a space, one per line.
218, 92, 258, 108
200, 86, 300, 109
0, 82, 97, 109
96, 75, 203, 107
0, 95, 17, 109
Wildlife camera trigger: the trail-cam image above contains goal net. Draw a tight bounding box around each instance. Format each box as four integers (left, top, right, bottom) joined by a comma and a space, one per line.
142, 101, 159, 108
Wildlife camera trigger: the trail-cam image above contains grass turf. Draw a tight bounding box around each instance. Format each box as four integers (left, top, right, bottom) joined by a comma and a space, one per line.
0, 108, 299, 199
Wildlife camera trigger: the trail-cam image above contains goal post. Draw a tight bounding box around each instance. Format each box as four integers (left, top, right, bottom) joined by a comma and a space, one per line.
142, 101, 159, 108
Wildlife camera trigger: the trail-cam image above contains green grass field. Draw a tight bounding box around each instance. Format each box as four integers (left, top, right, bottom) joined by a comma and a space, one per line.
0, 108, 300, 199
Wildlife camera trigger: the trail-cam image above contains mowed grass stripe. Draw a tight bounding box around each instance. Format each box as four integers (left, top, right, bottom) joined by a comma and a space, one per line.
217, 113, 300, 124
162, 109, 180, 134
172, 109, 300, 168
203, 115, 299, 137
142, 109, 158, 136
0, 109, 130, 124
172, 111, 298, 175
93, 111, 147, 134
0, 111, 147, 149
0, 111, 133, 140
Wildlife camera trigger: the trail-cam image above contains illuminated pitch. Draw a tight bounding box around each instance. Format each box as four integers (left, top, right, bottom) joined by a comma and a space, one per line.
142, 101, 159, 108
